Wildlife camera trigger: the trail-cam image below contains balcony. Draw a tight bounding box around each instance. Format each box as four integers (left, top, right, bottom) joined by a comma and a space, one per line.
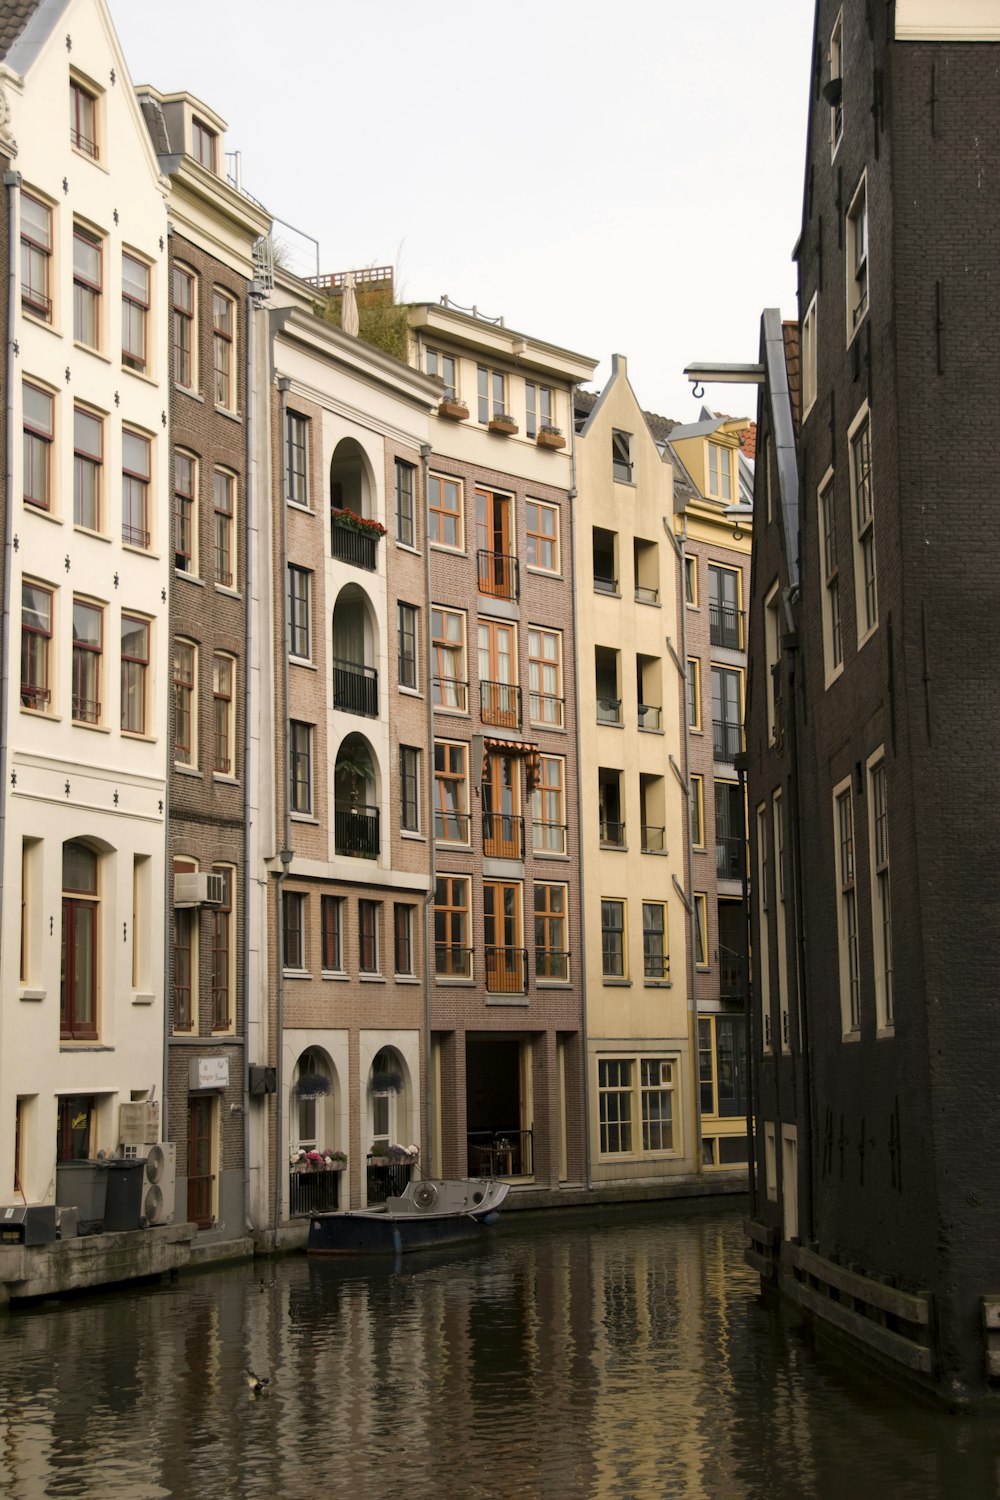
433, 676, 468, 713
288, 1168, 341, 1218
720, 957, 745, 1001
638, 703, 662, 731
333, 658, 378, 717
532, 821, 567, 855
529, 691, 564, 728
467, 1129, 534, 1178
717, 835, 745, 881
366, 1158, 413, 1204
477, 549, 519, 601
334, 803, 380, 858
713, 719, 743, 763
593, 573, 619, 596
485, 946, 528, 994
535, 948, 570, 981
596, 697, 622, 726
641, 824, 665, 853
435, 943, 473, 978
331, 511, 379, 571
635, 584, 659, 605
480, 679, 521, 729
599, 817, 626, 849
434, 809, 471, 844
483, 812, 524, 860
709, 601, 744, 651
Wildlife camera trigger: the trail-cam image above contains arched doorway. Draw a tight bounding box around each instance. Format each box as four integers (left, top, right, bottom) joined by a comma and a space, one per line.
332, 584, 378, 717
333, 734, 379, 858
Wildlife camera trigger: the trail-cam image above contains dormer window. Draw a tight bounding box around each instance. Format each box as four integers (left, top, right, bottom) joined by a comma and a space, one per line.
708, 442, 733, 501
192, 118, 217, 172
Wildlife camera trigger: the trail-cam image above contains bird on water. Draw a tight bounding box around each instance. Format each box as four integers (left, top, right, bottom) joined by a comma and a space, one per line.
246, 1367, 270, 1395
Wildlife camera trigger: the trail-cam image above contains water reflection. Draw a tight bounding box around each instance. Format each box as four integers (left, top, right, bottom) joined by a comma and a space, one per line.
0, 1206, 998, 1498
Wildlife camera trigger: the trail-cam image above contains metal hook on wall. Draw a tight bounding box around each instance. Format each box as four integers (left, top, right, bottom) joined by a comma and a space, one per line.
692, 382, 705, 399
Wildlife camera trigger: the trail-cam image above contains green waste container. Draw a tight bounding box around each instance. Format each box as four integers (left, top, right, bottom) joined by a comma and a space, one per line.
102, 1158, 146, 1231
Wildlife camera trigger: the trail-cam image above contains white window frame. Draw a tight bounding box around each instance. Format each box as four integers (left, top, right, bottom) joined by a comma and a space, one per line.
848, 403, 877, 646
867, 750, 893, 1034
756, 804, 772, 1052
833, 777, 861, 1037
846, 172, 868, 343
801, 293, 818, 420
817, 468, 844, 685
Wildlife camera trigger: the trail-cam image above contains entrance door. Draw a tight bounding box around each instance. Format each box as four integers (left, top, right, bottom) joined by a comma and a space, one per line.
483, 753, 520, 858
478, 619, 517, 727
187, 1095, 215, 1228
476, 488, 513, 598
483, 881, 523, 993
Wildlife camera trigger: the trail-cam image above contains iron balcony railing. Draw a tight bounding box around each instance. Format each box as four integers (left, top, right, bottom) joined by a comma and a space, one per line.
535, 948, 570, 981
289, 1168, 341, 1217
333, 658, 378, 717
709, 601, 745, 651
72, 695, 100, 725
122, 522, 150, 549
713, 718, 743, 763
21, 682, 50, 710
434, 809, 471, 844
717, 835, 745, 880
366, 1158, 413, 1205
643, 950, 670, 981
641, 824, 665, 853
467, 1129, 533, 1179
334, 803, 380, 858
529, 691, 564, 728
483, 812, 524, 860
434, 943, 473, 978
532, 821, 567, 855
477, 549, 519, 601
432, 676, 468, 713
720, 958, 745, 1001
596, 696, 622, 725
480, 679, 521, 729
600, 817, 626, 848
485, 946, 528, 994
331, 513, 378, 571
638, 703, 662, 731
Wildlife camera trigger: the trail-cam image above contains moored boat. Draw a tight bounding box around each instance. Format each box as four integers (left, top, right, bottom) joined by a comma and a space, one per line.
307, 1177, 509, 1256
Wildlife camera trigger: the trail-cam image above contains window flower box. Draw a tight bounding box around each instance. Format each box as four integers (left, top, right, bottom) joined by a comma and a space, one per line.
290, 1147, 347, 1172
438, 397, 469, 421
331, 508, 387, 539
537, 426, 566, 450
488, 414, 518, 436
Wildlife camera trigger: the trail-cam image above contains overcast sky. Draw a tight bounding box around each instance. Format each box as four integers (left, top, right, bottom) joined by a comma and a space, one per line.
109, 0, 813, 421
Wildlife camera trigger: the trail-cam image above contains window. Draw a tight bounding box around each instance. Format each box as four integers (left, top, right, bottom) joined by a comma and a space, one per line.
476, 487, 516, 599
62, 841, 99, 1039
642, 903, 669, 980
601, 899, 625, 978
598, 767, 624, 847
694, 892, 709, 967
850, 411, 877, 638
210, 867, 233, 1030
121, 253, 149, 372
819, 475, 843, 677
212, 290, 235, 410
121, 615, 149, 733
214, 469, 235, 587
684, 555, 697, 606
286, 412, 309, 504
213, 655, 235, 775
829, 10, 844, 151
192, 117, 217, 171
70, 78, 98, 158
711, 665, 743, 763
173, 640, 196, 764
173, 858, 197, 1032
21, 192, 52, 321
400, 745, 420, 832
321, 896, 344, 972
395, 460, 415, 547
289, 720, 312, 814
73, 407, 102, 529
773, 792, 790, 1049
394, 903, 414, 976
525, 382, 554, 440
282, 891, 305, 970
174, 451, 197, 573
835, 783, 860, 1033
707, 442, 733, 501
698, 1015, 748, 1121
686, 657, 701, 730
641, 1058, 675, 1152
756, 805, 772, 1048
483, 880, 524, 994
23, 382, 54, 510
398, 602, 418, 689
532, 754, 566, 854
359, 899, 379, 973
428, 473, 463, 550
122, 430, 151, 548
708, 565, 742, 649
716, 780, 745, 880
764, 584, 782, 744
21, 582, 52, 710
801, 295, 817, 417
434, 875, 471, 977
690, 774, 705, 847
426, 347, 457, 399
478, 618, 518, 728
72, 599, 102, 724
431, 606, 467, 710
483, 752, 521, 859
434, 740, 469, 843
525, 500, 559, 574
869, 757, 893, 1030
172, 266, 196, 388
598, 1059, 632, 1153
534, 883, 568, 980
612, 429, 633, 483
528, 627, 563, 726
847, 175, 868, 335
288, 567, 311, 660
477, 365, 506, 423
73, 225, 102, 348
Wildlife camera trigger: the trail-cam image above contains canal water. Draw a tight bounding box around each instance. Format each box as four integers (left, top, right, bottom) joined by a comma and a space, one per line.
1, 1203, 998, 1499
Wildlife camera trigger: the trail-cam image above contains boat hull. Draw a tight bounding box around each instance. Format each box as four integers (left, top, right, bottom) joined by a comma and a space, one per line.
307, 1178, 508, 1257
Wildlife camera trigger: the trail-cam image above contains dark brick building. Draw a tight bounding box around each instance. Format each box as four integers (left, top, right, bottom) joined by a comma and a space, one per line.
743, 1, 1000, 1398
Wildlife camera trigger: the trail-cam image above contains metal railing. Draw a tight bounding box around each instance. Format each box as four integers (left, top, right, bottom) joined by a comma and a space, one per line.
467, 1129, 533, 1178
480, 679, 521, 728
712, 718, 743, 763
366, 1158, 413, 1205
709, 601, 745, 651
434, 944, 473, 978
331, 514, 378, 571
720, 958, 745, 1001
289, 1168, 341, 1217
535, 948, 570, 981
638, 703, 662, 731
643, 951, 670, 981
434, 809, 471, 844
529, 691, 564, 728
334, 803, 380, 858
333, 658, 378, 717
122, 522, 150, 549
635, 583, 659, 604
593, 574, 619, 595
483, 812, 524, 860
600, 817, 626, 848
641, 824, 665, 852
596, 696, 622, 725
477, 549, 519, 601
485, 946, 528, 994
532, 821, 567, 855
432, 676, 468, 713
716, 835, 745, 880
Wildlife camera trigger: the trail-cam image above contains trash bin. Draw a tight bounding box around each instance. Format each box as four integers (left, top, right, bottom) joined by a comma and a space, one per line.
102, 1158, 146, 1232
55, 1161, 109, 1236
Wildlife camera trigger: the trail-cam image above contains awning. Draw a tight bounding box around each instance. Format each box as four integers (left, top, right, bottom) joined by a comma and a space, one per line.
483, 738, 541, 790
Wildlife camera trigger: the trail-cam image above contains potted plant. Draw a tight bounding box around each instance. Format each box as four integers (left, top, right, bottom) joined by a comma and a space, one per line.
368, 1142, 391, 1166
438, 395, 469, 421
294, 1072, 332, 1100
369, 1068, 404, 1095
331, 507, 387, 539
323, 1150, 347, 1171
488, 412, 518, 436
536, 424, 566, 450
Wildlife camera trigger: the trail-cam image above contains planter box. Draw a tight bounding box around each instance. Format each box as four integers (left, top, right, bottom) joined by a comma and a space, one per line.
438, 399, 469, 421
488, 417, 518, 436
537, 430, 566, 450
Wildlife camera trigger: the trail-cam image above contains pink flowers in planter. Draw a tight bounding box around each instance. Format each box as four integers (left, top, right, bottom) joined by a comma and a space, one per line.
331, 507, 387, 538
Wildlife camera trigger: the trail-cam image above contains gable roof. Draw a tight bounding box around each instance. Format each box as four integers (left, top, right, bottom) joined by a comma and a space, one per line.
0, 0, 44, 61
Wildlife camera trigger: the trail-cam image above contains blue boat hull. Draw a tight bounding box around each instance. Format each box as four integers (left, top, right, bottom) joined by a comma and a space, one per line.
307, 1178, 508, 1256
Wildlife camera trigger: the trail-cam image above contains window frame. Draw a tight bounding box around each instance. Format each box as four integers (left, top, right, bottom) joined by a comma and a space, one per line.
21, 580, 53, 712
690, 773, 705, 848
61, 840, 99, 1040
288, 565, 312, 661
642, 901, 669, 981
707, 442, 734, 501
818, 469, 844, 682
285, 411, 309, 506
209, 866, 234, 1031
69, 76, 99, 160
358, 898, 380, 975
525, 499, 560, 575
528, 626, 564, 728
394, 903, 415, 977
801, 293, 818, 420
71, 597, 103, 726
282, 890, 306, 972
434, 739, 470, 845
434, 874, 471, 978
846, 173, 869, 342
400, 744, 420, 833
868, 753, 893, 1032
525, 382, 554, 440
684, 555, 698, 607
211, 288, 236, 411
532, 753, 566, 855
431, 606, 468, 712
174, 449, 198, 574
213, 468, 236, 588
321, 895, 344, 974
121, 251, 150, 373
21, 191, 53, 323
192, 117, 218, 171
834, 779, 861, 1036
687, 656, 702, 731
694, 892, 709, 968
73, 405, 103, 531
601, 898, 626, 979
534, 881, 569, 982
72, 223, 102, 349
611, 429, 633, 483
173, 638, 197, 766
395, 459, 416, 548
289, 719, 313, 815
23, 380, 54, 511
426, 347, 458, 399
849, 406, 877, 643
829, 10, 844, 155
122, 427, 152, 549
428, 472, 464, 552
173, 857, 198, 1032
172, 264, 197, 390
212, 653, 236, 777
398, 601, 418, 690
477, 365, 507, 424
121, 613, 150, 735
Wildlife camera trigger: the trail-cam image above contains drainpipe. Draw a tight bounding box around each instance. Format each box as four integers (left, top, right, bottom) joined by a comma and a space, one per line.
272, 375, 293, 1243
241, 280, 260, 1232
0, 173, 20, 1053
783, 628, 813, 1241
418, 441, 436, 1178
734, 752, 757, 1218
160, 221, 174, 1138
567, 416, 592, 1189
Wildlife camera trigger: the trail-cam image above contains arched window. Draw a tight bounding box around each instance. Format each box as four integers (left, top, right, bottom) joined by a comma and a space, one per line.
62, 840, 99, 1039
294, 1047, 333, 1150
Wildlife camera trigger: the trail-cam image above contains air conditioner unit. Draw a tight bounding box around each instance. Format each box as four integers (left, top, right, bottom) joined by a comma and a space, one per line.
141, 1142, 176, 1226
119, 1101, 160, 1147
174, 871, 226, 908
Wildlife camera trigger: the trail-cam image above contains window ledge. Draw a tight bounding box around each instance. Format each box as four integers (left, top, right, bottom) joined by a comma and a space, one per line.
395, 974, 420, 985
430, 544, 467, 558
602, 978, 632, 987
121, 730, 157, 743
214, 774, 240, 787
21, 309, 61, 338
174, 764, 203, 778
536, 980, 571, 989
360, 973, 385, 984
122, 543, 160, 561
399, 686, 423, 699
876, 1026, 895, 1040
401, 831, 426, 843
529, 723, 567, 736
71, 143, 108, 174
215, 584, 242, 600
73, 341, 111, 363
24, 504, 62, 525
435, 977, 475, 987
841, 1029, 862, 1043
132, 992, 155, 1006
532, 851, 569, 861
60, 1043, 113, 1051
120, 365, 159, 389
19, 989, 45, 1002
290, 656, 316, 671
73, 721, 111, 734
290, 812, 318, 824
485, 996, 529, 1006
176, 571, 206, 587
283, 968, 312, 980
216, 407, 243, 424
643, 980, 672, 989
20, 706, 61, 722
286, 500, 314, 514
526, 567, 563, 581
74, 524, 111, 544
175, 385, 205, 404
322, 970, 350, 981
396, 542, 421, 556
